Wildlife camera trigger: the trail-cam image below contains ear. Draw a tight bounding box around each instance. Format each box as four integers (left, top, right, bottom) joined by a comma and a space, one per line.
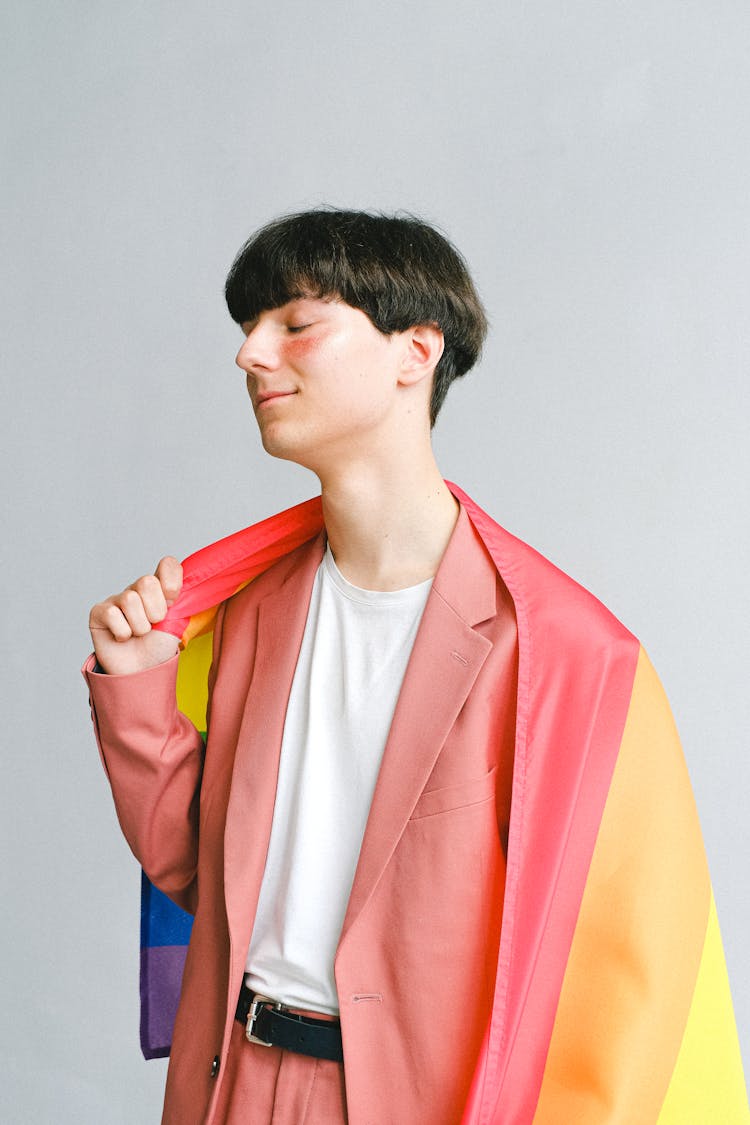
397, 324, 445, 387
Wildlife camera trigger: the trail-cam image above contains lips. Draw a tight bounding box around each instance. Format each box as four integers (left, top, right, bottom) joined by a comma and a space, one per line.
256, 391, 296, 407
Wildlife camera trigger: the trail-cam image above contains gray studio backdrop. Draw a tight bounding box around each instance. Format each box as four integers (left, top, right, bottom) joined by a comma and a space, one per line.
2, 2, 748, 1120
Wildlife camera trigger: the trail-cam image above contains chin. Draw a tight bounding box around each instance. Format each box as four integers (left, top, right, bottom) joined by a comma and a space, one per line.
259, 425, 312, 467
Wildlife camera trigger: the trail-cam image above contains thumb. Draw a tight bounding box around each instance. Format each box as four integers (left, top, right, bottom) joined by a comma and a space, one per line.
155, 556, 184, 606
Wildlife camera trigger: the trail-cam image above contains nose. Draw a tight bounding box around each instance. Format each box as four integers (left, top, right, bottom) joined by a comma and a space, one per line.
235, 321, 279, 374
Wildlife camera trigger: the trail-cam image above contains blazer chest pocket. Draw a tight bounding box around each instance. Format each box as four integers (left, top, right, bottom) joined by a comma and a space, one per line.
409, 766, 497, 820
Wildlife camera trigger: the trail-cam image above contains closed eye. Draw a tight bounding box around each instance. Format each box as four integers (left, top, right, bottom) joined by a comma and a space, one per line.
286, 323, 311, 334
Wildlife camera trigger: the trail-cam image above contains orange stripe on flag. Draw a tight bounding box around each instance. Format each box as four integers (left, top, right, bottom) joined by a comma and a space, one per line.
533, 647, 711, 1122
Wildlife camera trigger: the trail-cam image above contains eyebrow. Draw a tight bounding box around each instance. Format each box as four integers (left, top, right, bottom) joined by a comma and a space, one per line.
240, 295, 341, 332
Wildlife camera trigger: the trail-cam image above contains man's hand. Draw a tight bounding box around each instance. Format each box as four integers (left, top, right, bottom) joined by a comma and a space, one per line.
88, 556, 183, 675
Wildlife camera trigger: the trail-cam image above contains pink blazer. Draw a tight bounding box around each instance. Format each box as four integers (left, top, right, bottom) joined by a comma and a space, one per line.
84, 506, 519, 1124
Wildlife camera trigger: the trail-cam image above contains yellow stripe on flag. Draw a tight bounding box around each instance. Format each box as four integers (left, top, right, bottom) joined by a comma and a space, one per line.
175, 629, 214, 730
657, 892, 749, 1123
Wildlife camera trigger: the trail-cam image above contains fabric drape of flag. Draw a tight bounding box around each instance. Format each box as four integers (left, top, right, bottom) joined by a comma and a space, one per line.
140, 495, 323, 1059
136, 486, 748, 1121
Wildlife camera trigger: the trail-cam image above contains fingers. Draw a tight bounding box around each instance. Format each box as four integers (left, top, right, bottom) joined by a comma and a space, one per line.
90, 592, 152, 641
131, 575, 170, 625
89, 558, 184, 643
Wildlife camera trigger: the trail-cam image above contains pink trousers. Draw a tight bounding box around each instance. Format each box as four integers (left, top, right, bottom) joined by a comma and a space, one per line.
213, 1018, 349, 1124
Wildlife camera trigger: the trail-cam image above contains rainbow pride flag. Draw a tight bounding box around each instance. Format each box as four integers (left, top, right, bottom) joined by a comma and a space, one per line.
140, 495, 323, 1058
138, 486, 748, 1121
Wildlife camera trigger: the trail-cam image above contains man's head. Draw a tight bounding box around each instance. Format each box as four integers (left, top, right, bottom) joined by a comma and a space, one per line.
225, 209, 488, 427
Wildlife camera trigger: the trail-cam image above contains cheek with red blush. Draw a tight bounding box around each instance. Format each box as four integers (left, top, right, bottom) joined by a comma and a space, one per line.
283, 333, 322, 359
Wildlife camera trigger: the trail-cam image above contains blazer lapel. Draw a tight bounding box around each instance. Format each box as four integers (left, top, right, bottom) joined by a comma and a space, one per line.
338, 507, 498, 949
223, 532, 326, 972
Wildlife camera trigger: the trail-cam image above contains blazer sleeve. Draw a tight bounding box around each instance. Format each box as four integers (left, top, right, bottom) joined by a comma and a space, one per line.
82, 605, 226, 913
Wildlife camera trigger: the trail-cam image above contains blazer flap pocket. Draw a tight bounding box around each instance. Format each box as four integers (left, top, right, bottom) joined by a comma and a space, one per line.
409, 766, 498, 820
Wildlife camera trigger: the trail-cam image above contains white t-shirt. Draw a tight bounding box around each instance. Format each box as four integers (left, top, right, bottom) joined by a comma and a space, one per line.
244, 544, 432, 1014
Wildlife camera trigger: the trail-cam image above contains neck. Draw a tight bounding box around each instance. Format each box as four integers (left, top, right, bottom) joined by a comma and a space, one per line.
318, 452, 459, 591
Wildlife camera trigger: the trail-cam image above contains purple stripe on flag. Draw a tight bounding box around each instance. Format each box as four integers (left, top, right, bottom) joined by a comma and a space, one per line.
140, 944, 188, 1059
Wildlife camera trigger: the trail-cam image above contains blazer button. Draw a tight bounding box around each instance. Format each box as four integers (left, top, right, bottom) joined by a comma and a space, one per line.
210, 1055, 220, 1079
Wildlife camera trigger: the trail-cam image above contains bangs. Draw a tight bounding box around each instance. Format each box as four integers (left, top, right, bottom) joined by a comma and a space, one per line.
225, 213, 355, 325
225, 258, 339, 327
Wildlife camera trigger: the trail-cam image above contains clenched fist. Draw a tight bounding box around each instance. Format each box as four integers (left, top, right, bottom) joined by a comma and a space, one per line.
88, 556, 183, 676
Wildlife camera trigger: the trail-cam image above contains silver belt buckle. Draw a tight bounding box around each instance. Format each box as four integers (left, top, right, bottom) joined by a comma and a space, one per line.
245, 994, 281, 1046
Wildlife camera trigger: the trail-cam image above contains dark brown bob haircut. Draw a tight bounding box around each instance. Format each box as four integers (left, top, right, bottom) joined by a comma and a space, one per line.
224, 208, 488, 426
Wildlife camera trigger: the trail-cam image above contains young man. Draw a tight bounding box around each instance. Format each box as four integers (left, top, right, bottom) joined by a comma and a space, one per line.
84, 210, 747, 1124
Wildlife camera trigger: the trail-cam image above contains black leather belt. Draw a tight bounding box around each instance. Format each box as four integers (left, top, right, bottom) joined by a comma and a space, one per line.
235, 983, 344, 1062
